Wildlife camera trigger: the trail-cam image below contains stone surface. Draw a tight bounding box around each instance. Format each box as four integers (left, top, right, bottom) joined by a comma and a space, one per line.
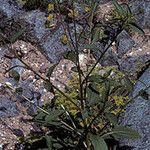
0, 96, 19, 118
120, 66, 150, 150
0, 0, 68, 63
130, 0, 150, 29
116, 30, 135, 58
120, 40, 150, 75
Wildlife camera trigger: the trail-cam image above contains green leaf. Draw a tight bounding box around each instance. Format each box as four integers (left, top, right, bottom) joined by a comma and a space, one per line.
84, 44, 100, 52
90, 134, 108, 150
45, 135, 52, 150
92, 28, 100, 43
43, 81, 54, 93
139, 89, 149, 100
89, 75, 104, 83
34, 111, 46, 120
10, 27, 26, 43
87, 88, 99, 105
105, 113, 118, 125
45, 114, 56, 123
128, 23, 145, 35
122, 76, 133, 92
103, 81, 110, 101
64, 51, 77, 64
9, 70, 20, 82
47, 64, 58, 78
45, 110, 63, 123
53, 143, 63, 149
112, 0, 126, 16
112, 126, 141, 139
82, 109, 89, 119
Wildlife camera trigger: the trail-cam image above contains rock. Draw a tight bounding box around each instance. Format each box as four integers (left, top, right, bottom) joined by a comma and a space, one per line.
130, 0, 150, 29
0, 0, 72, 63
120, 66, 150, 150
120, 41, 150, 76
0, 96, 19, 118
0, 0, 22, 18
11, 59, 24, 74
116, 30, 135, 58
0, 0, 66, 63
0, 47, 7, 59
17, 79, 42, 116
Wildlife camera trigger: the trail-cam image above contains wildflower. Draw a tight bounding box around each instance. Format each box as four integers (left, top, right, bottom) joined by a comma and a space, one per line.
68, 9, 78, 18
47, 14, 53, 22
97, 122, 105, 129
48, 3, 54, 12
112, 95, 126, 106
111, 108, 122, 115
60, 34, 68, 45
84, 7, 91, 12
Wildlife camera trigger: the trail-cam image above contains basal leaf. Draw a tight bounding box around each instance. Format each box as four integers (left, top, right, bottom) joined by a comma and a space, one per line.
90, 134, 108, 150
105, 113, 118, 125
45, 114, 56, 123
53, 143, 63, 149
112, 0, 126, 16
128, 23, 145, 35
112, 126, 141, 139
45, 110, 63, 124
34, 111, 46, 120
45, 135, 52, 150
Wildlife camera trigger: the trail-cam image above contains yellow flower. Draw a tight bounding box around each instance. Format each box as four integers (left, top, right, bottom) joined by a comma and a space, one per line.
60, 34, 68, 45
68, 9, 79, 18
112, 96, 125, 106
84, 7, 91, 12
47, 14, 53, 22
111, 108, 124, 115
48, 3, 54, 12
97, 122, 105, 129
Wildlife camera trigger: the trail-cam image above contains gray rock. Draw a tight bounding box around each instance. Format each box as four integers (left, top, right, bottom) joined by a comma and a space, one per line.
116, 30, 135, 58
130, 0, 150, 29
17, 80, 41, 116
0, 0, 71, 63
0, 0, 22, 18
120, 42, 150, 75
120, 66, 150, 150
0, 96, 19, 118
0, 47, 7, 59
11, 58, 24, 74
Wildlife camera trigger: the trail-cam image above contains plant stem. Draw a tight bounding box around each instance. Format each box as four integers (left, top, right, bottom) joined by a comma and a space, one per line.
82, 29, 123, 85
72, 4, 84, 110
